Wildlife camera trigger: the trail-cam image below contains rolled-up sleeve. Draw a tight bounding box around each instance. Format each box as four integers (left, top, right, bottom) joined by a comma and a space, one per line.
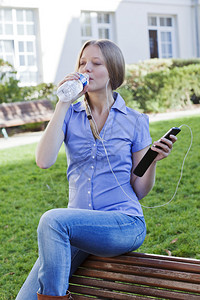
131, 114, 152, 153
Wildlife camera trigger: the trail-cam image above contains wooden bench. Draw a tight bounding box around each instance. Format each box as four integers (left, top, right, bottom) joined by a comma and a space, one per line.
0, 99, 54, 137
69, 252, 200, 299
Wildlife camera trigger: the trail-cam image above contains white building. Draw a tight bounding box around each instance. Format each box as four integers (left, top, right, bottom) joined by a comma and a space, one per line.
0, 0, 199, 86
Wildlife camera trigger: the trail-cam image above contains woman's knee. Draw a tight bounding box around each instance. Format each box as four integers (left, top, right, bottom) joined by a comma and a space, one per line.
37, 209, 60, 235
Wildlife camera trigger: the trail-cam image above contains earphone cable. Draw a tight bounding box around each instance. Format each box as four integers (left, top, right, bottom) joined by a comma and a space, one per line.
101, 122, 193, 209
88, 81, 193, 209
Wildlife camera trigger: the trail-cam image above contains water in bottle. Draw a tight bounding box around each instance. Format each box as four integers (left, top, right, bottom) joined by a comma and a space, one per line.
57, 73, 89, 102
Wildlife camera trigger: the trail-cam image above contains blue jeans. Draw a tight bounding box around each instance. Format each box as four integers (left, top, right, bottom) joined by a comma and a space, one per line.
16, 208, 146, 299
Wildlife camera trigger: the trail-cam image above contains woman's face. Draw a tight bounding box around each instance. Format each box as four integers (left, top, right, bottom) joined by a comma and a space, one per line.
78, 45, 110, 93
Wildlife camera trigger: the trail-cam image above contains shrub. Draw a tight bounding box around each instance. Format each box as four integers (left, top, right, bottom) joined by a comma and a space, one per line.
159, 64, 200, 110
0, 59, 22, 103
171, 58, 200, 68
118, 59, 200, 113
0, 59, 57, 104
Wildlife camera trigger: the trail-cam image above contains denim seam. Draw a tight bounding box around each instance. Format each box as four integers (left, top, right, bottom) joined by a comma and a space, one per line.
67, 221, 137, 228
49, 217, 137, 230
127, 228, 146, 252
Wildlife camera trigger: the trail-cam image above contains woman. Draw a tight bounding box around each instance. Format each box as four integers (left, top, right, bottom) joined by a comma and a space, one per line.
16, 39, 177, 300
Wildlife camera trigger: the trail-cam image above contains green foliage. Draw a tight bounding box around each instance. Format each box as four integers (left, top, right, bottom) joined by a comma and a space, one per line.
0, 59, 57, 104
171, 58, 200, 68
117, 85, 141, 111
0, 59, 21, 103
0, 58, 16, 80
0, 116, 199, 299
118, 58, 200, 113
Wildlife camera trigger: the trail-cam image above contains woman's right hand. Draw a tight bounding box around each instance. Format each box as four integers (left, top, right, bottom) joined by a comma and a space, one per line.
58, 72, 89, 103
58, 72, 80, 87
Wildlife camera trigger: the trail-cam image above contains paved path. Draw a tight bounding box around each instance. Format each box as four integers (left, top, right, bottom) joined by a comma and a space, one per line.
0, 107, 200, 150
0, 131, 43, 150
148, 107, 200, 122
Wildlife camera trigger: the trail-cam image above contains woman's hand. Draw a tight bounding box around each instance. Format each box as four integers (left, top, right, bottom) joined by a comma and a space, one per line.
58, 72, 80, 87
151, 134, 177, 162
131, 135, 177, 200
58, 72, 88, 103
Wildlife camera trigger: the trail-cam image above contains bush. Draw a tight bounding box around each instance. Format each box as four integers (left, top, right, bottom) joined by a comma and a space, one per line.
159, 64, 200, 110
118, 59, 200, 113
0, 59, 21, 103
0, 59, 57, 104
171, 58, 200, 68
2, 58, 200, 113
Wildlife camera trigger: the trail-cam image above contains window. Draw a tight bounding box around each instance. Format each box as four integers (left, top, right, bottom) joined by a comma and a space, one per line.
80, 11, 114, 44
148, 15, 176, 59
0, 8, 38, 85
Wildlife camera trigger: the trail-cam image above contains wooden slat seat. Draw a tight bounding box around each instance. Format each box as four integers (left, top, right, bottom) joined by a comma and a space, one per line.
69, 252, 200, 299
0, 99, 54, 128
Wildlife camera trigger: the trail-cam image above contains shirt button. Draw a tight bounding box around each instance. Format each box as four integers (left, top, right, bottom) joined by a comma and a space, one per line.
88, 178, 91, 181
89, 204, 91, 207
92, 155, 95, 159
88, 191, 91, 194
91, 165, 94, 169
93, 143, 96, 147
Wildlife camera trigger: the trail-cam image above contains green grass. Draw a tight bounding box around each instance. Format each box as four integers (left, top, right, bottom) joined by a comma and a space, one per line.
0, 115, 200, 299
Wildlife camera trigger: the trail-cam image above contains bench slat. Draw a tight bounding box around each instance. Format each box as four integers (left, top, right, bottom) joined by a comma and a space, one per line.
126, 252, 200, 265
70, 276, 200, 300
75, 268, 200, 293
0, 100, 54, 128
82, 260, 200, 283
70, 284, 152, 300
0, 116, 53, 127
89, 255, 200, 273
70, 295, 100, 300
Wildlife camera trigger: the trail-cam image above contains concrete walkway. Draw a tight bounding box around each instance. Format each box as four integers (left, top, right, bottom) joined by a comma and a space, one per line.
0, 131, 43, 150
0, 107, 200, 150
148, 107, 200, 122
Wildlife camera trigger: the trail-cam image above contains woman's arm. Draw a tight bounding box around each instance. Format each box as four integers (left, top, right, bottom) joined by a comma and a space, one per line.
131, 135, 177, 200
35, 101, 71, 169
36, 73, 88, 169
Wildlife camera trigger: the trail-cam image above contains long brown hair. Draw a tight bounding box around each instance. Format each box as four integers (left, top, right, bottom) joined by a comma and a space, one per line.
76, 39, 125, 140
76, 39, 125, 90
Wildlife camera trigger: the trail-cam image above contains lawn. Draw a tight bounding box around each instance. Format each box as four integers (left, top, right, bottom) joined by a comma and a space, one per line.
0, 115, 200, 299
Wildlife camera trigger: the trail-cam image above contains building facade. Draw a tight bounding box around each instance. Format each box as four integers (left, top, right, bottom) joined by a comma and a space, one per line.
0, 0, 199, 86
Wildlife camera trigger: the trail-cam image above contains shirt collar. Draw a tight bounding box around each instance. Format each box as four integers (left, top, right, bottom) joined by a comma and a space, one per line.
73, 99, 86, 112
73, 92, 127, 115
112, 92, 127, 115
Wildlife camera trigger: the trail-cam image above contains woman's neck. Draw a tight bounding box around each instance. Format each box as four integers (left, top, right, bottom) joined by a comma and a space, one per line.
87, 90, 114, 115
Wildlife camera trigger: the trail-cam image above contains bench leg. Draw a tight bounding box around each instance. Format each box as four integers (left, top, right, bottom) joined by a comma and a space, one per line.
1, 128, 9, 139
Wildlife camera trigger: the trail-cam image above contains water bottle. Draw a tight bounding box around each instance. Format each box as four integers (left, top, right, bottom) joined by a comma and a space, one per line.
57, 73, 89, 102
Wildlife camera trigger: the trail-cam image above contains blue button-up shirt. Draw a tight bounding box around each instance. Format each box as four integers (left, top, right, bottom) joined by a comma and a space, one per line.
62, 92, 152, 216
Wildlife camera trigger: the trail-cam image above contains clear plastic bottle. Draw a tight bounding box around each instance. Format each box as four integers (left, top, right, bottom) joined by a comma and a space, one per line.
57, 73, 89, 102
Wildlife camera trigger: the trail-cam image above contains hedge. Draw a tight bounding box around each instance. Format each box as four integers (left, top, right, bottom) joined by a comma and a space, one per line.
118, 59, 200, 112
1, 58, 200, 113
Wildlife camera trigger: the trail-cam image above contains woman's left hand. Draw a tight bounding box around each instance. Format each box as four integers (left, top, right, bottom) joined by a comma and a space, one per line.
151, 135, 177, 161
